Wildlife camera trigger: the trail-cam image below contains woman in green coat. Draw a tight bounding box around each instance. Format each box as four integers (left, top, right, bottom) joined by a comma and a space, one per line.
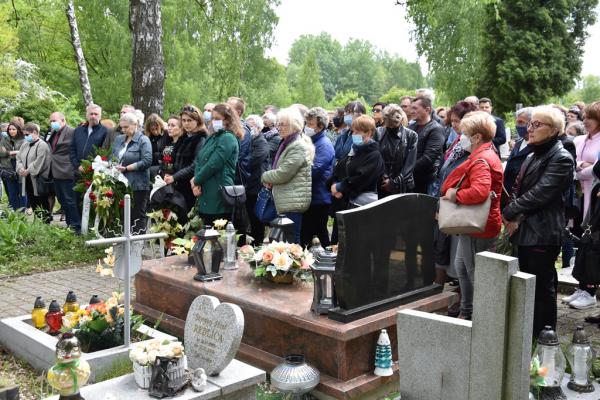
192, 103, 241, 226
261, 107, 315, 243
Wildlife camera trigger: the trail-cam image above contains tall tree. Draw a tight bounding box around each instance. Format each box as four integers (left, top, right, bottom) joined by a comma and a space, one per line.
66, 0, 93, 106
478, 0, 598, 113
293, 50, 326, 107
130, 0, 165, 116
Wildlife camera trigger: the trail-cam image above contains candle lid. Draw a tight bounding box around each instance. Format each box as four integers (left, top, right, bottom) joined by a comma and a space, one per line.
537, 325, 559, 346
48, 300, 61, 313
572, 325, 590, 345
89, 294, 101, 305
34, 296, 46, 308
65, 291, 77, 303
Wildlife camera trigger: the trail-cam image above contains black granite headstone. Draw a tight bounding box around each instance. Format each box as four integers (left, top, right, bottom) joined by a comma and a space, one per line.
329, 194, 442, 322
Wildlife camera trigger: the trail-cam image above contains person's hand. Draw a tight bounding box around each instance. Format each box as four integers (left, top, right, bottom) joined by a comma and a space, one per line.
503, 218, 519, 236
9, 150, 18, 156
381, 178, 392, 192
78, 165, 84, 173
164, 174, 174, 185
330, 183, 338, 196
581, 161, 593, 169
442, 188, 458, 203
116, 165, 127, 173
192, 185, 202, 197
18, 169, 28, 177
264, 183, 272, 189
334, 192, 343, 199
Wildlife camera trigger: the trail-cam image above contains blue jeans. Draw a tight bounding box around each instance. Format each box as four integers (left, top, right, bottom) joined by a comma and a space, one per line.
2, 177, 27, 210
53, 179, 81, 233
285, 212, 303, 244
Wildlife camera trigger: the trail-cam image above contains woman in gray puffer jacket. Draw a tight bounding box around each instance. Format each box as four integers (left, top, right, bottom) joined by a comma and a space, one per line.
261, 107, 315, 244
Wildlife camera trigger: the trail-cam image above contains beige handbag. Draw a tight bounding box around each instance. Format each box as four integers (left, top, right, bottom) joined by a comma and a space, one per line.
438, 159, 495, 235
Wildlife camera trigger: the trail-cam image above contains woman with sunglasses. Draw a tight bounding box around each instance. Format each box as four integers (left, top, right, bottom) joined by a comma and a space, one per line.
502, 106, 575, 337
164, 104, 208, 213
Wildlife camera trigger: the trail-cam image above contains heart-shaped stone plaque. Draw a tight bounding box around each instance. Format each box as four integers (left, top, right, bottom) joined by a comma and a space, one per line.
184, 295, 244, 376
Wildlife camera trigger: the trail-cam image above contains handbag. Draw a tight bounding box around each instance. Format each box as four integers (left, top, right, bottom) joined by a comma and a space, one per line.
349, 191, 379, 208
438, 159, 494, 235
36, 175, 53, 196
254, 187, 277, 223
572, 199, 600, 284
219, 185, 246, 207
0, 166, 17, 180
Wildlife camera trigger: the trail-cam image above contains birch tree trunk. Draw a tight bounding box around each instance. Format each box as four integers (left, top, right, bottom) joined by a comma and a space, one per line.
66, 1, 93, 106
130, 0, 165, 117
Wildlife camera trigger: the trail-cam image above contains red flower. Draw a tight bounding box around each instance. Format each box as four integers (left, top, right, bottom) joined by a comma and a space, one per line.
86, 165, 93, 173
163, 155, 172, 163
162, 209, 171, 220
119, 199, 125, 208
191, 235, 199, 243
104, 189, 114, 198
101, 156, 108, 161
85, 180, 92, 187
89, 193, 96, 202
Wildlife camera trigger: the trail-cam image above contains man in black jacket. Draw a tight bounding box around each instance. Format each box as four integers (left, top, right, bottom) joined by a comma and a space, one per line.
408, 97, 445, 194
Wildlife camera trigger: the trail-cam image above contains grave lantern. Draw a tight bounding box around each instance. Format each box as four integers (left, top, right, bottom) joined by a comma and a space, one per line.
47, 333, 90, 399
567, 325, 595, 393
192, 226, 223, 282
269, 215, 295, 243
531, 326, 567, 400
309, 236, 325, 258
45, 300, 64, 336
63, 290, 79, 313
310, 249, 337, 315
223, 221, 238, 270
31, 296, 47, 329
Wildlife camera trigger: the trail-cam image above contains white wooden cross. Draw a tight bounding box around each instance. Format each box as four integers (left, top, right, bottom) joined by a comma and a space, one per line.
85, 194, 167, 347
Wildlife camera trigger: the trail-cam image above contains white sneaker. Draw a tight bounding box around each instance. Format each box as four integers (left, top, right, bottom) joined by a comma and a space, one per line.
562, 289, 584, 304
570, 291, 597, 309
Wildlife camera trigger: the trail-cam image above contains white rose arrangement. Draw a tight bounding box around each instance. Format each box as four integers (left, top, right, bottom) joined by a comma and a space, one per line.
129, 339, 185, 366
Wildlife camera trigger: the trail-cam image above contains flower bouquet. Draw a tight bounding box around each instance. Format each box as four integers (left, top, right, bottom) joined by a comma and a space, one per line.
530, 355, 547, 391
238, 241, 314, 283
147, 208, 184, 249
73, 147, 131, 236
129, 339, 186, 389
63, 292, 144, 353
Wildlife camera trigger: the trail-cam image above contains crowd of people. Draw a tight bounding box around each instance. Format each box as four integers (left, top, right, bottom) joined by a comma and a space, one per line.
1, 89, 599, 337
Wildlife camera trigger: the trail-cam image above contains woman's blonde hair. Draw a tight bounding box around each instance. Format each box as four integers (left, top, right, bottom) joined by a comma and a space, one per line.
532, 106, 565, 135
460, 111, 497, 141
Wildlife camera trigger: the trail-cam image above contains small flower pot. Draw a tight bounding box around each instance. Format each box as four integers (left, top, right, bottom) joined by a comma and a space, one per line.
266, 273, 294, 284
133, 356, 186, 389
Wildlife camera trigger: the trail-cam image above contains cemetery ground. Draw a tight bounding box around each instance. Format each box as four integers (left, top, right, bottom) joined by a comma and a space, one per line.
0, 260, 592, 399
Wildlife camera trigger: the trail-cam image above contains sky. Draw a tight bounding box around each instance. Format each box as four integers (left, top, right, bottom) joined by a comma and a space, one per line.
267, 0, 600, 78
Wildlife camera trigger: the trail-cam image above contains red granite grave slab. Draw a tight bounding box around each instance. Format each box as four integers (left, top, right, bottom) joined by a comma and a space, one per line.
134, 256, 456, 399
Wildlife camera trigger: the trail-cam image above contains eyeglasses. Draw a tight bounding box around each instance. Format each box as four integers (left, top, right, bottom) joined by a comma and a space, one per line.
527, 121, 552, 130
372, 109, 382, 113
276, 123, 288, 128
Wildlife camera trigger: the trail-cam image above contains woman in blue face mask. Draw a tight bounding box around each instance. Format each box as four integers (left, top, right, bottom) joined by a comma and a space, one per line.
502, 107, 534, 208
327, 115, 384, 244
333, 101, 367, 161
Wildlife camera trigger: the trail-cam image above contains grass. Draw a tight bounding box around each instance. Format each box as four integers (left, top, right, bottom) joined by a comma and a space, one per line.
0, 345, 57, 399
95, 358, 133, 383
0, 207, 106, 278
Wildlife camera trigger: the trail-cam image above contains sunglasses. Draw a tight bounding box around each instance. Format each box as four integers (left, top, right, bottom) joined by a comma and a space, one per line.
372, 109, 382, 113
181, 105, 199, 115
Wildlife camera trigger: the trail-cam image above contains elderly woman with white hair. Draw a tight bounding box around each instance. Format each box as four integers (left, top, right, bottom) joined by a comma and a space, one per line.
16, 122, 52, 222
262, 112, 281, 160
503, 106, 575, 337
112, 112, 153, 234
261, 107, 315, 243
245, 114, 270, 243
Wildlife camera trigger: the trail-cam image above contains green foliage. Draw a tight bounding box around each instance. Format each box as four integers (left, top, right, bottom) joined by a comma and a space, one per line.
379, 86, 414, 105
405, 0, 493, 101
287, 33, 425, 103
554, 75, 600, 106
292, 50, 326, 107
478, 0, 598, 113
94, 358, 133, 383
0, 208, 105, 277
328, 91, 368, 110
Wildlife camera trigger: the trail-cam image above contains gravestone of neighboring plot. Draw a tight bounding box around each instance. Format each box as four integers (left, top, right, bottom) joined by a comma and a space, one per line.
329, 194, 441, 322
397, 252, 536, 400
184, 295, 244, 376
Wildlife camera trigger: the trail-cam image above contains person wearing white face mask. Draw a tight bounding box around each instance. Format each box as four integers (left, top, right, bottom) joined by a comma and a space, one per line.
47, 112, 80, 233
16, 123, 52, 222
245, 114, 270, 243
440, 111, 504, 321
301, 107, 335, 248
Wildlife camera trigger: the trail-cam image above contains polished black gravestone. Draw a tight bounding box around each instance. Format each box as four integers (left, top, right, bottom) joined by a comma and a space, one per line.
329, 194, 442, 322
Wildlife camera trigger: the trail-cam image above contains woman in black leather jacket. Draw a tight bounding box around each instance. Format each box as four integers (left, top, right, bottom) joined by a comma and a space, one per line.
502, 106, 575, 338
376, 104, 418, 196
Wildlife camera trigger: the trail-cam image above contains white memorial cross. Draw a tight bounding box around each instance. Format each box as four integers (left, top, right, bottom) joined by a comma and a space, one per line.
85, 194, 167, 347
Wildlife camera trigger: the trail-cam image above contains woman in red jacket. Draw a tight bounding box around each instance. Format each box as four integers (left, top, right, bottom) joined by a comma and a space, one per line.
440, 111, 504, 320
